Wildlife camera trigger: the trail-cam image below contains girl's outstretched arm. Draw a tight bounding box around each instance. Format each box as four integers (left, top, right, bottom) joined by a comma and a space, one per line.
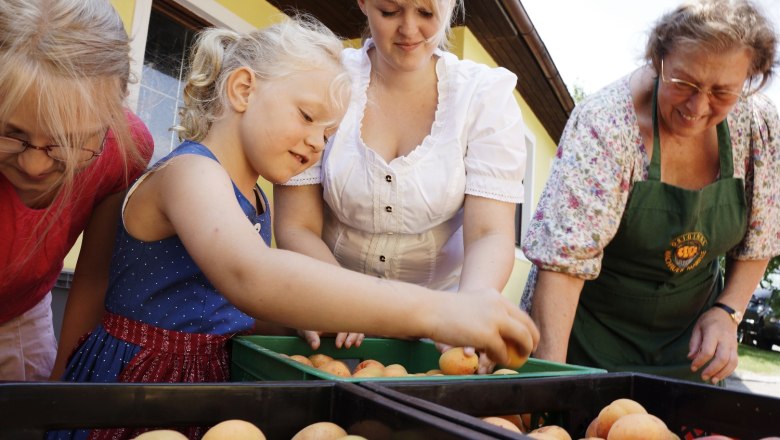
150, 155, 539, 364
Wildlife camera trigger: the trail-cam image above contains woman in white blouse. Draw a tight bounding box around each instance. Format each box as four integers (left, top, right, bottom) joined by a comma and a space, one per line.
274, 0, 526, 369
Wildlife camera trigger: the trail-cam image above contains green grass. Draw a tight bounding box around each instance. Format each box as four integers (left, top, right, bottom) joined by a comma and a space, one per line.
737, 344, 780, 376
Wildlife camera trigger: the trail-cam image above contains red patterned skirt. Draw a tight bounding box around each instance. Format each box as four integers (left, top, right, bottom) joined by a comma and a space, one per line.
87, 312, 231, 440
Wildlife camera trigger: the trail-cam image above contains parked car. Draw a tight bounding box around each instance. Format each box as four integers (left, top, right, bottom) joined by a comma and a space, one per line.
738, 287, 780, 350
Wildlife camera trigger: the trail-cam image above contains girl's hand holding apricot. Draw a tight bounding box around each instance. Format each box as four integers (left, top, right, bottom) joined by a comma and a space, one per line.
428, 288, 539, 367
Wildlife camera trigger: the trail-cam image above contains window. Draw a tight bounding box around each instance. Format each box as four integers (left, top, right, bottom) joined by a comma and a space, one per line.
515, 133, 536, 250
135, 2, 208, 165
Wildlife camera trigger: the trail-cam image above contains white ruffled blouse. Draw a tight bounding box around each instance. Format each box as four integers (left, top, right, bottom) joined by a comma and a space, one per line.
287, 39, 526, 290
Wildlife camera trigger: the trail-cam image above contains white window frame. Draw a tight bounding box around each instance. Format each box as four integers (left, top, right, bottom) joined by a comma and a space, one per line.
125, 0, 253, 112
514, 129, 536, 261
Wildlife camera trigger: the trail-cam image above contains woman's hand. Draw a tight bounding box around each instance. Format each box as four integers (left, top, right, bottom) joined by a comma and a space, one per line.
298, 330, 364, 350
334, 332, 365, 349
688, 308, 739, 384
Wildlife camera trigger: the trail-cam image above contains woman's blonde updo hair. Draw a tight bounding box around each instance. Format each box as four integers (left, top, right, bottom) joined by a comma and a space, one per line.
0, 0, 142, 191
176, 15, 351, 142
645, 0, 778, 91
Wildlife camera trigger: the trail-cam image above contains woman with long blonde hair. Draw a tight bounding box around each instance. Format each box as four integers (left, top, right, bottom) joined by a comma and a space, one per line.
0, 0, 153, 380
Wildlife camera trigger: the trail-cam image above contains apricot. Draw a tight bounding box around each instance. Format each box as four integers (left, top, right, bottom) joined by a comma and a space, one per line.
317, 359, 351, 377
529, 425, 572, 440
596, 398, 647, 438
439, 347, 478, 375
606, 413, 669, 440
291, 421, 348, 440
290, 354, 314, 367
352, 365, 385, 378
382, 363, 408, 377
202, 419, 266, 440
584, 417, 599, 438
309, 353, 334, 368
347, 419, 393, 439
492, 414, 525, 432
526, 432, 559, 440
482, 417, 522, 433
504, 340, 530, 369
133, 430, 188, 440
353, 359, 384, 374
426, 369, 443, 375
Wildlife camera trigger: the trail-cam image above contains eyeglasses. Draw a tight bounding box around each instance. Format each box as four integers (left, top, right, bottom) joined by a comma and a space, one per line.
660, 59, 745, 106
0, 132, 106, 162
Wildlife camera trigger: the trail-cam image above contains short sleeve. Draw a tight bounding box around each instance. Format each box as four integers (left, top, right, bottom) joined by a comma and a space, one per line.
728, 94, 780, 260
464, 67, 525, 203
285, 158, 322, 186
521, 88, 639, 279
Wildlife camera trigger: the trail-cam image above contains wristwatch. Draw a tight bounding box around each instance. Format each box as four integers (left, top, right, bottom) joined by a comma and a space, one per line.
712, 302, 743, 324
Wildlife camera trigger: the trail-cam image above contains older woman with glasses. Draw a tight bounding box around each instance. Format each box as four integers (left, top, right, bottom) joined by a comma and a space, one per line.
0, 0, 153, 380
521, 0, 779, 383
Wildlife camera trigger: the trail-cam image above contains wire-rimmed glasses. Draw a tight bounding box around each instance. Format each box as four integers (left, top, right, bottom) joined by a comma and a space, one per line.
660, 59, 747, 106
0, 132, 106, 162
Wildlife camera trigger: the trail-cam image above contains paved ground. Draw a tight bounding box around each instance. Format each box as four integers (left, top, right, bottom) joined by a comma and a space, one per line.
725, 344, 780, 398
725, 371, 780, 398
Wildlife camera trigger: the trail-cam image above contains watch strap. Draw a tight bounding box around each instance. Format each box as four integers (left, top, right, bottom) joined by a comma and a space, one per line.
712, 302, 741, 324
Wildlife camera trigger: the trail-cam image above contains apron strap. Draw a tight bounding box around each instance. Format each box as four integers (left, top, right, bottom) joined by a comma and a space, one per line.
649, 78, 734, 181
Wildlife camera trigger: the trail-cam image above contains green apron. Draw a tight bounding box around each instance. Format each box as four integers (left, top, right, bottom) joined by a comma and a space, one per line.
568, 81, 748, 381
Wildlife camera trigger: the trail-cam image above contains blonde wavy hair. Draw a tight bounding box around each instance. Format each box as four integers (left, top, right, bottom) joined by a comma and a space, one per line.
0, 0, 144, 199
175, 15, 351, 142
0, 0, 145, 271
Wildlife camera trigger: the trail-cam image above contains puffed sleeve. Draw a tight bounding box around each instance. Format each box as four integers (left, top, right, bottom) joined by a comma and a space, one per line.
728, 94, 780, 259
284, 158, 322, 186
464, 67, 526, 203
521, 90, 639, 279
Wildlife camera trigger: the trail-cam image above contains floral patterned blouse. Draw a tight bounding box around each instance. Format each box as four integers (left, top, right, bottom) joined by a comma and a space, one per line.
521, 75, 780, 306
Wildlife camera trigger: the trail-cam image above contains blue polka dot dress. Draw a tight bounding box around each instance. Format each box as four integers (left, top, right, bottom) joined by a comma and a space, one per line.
59, 141, 272, 384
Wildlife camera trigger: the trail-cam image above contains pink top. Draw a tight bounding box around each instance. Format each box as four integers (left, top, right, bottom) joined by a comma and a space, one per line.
0, 112, 153, 324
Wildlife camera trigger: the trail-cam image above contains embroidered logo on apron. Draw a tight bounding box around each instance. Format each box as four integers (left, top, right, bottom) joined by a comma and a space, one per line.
664, 232, 708, 273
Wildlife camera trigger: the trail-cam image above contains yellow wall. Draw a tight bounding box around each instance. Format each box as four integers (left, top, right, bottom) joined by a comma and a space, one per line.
110, 0, 135, 31
215, 0, 282, 28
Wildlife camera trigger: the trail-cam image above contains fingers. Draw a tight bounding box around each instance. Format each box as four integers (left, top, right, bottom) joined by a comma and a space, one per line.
462, 346, 476, 357
339, 333, 364, 349
700, 344, 738, 384
303, 330, 321, 350
476, 352, 496, 375
435, 342, 453, 353
688, 311, 739, 384
688, 324, 703, 361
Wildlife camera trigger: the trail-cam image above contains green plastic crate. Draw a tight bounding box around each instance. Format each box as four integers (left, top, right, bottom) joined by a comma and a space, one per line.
230, 335, 604, 382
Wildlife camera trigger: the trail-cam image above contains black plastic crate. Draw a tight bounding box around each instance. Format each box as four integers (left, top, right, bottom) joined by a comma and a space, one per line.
362, 372, 780, 439
0, 381, 504, 440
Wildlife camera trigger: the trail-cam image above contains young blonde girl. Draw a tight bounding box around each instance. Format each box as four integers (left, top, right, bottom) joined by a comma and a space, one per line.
0, 0, 153, 381
52, 15, 538, 440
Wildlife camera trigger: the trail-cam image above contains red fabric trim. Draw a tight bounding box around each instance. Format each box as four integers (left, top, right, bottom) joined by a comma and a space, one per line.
87, 312, 231, 440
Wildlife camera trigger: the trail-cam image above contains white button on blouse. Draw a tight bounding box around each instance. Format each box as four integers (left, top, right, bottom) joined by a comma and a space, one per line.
287, 39, 526, 291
